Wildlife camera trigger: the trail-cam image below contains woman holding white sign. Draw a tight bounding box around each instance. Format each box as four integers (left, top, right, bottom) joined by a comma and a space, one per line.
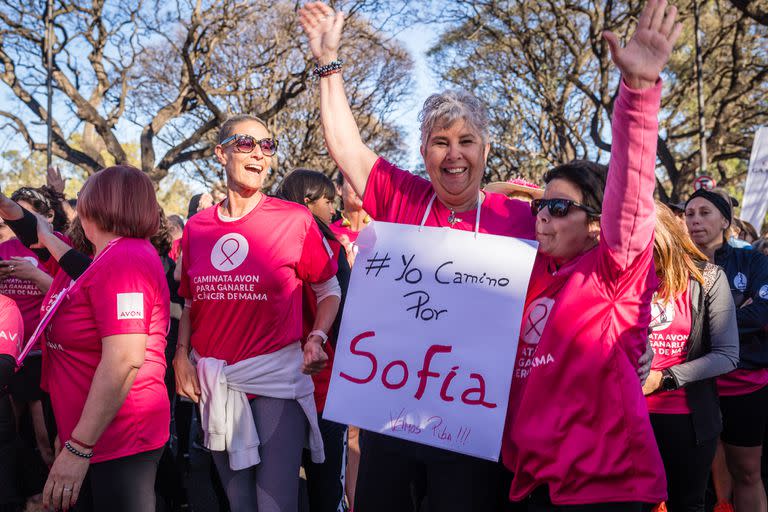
502, 1, 681, 509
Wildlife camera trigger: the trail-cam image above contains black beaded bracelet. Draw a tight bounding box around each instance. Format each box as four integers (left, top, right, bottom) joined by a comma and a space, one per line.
313, 59, 343, 79
64, 440, 94, 459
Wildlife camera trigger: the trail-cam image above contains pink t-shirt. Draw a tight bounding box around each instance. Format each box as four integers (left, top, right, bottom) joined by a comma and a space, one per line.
0, 294, 23, 359
363, 159, 535, 239
503, 81, 666, 505
0, 238, 58, 347
41, 237, 170, 463
718, 368, 768, 396
178, 197, 337, 364
646, 290, 693, 414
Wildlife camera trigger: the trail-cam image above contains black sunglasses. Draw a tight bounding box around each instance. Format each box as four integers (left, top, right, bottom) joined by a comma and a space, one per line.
530, 198, 601, 218
220, 134, 278, 156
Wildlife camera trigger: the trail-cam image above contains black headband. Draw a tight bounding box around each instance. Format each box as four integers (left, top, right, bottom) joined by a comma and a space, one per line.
686, 189, 732, 227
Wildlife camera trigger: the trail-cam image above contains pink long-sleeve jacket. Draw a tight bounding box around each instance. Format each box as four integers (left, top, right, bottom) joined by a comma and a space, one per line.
502, 81, 667, 505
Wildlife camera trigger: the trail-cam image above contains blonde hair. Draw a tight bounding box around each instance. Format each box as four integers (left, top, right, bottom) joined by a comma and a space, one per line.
653, 201, 707, 302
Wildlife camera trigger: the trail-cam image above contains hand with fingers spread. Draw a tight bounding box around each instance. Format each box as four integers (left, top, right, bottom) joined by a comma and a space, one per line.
603, 0, 683, 90
298, 2, 345, 65
47, 166, 67, 194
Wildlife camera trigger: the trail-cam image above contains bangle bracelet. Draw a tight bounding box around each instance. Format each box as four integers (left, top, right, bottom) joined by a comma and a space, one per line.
64, 440, 93, 459
313, 59, 343, 79
69, 435, 95, 449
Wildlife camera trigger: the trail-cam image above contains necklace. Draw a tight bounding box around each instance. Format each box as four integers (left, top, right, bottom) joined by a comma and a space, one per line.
447, 210, 462, 226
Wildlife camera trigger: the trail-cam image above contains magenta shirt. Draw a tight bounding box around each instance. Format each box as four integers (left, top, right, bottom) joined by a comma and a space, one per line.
0, 294, 23, 359
503, 81, 666, 505
362, 159, 535, 239
646, 290, 693, 414
42, 238, 170, 463
178, 198, 337, 364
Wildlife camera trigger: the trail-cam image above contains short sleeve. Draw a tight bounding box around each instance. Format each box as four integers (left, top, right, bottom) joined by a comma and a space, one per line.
297, 219, 337, 284
86, 254, 158, 339
362, 157, 433, 223
0, 298, 23, 358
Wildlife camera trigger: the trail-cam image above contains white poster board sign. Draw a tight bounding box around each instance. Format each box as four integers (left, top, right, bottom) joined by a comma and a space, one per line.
742, 126, 768, 232
324, 221, 537, 461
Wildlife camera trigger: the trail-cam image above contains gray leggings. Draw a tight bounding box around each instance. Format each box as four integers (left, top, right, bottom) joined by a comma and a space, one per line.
211, 396, 308, 512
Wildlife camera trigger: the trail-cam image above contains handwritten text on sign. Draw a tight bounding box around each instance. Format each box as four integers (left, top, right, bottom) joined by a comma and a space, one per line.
323, 221, 537, 460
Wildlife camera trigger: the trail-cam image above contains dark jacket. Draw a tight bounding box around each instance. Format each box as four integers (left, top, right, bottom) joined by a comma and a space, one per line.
714, 243, 768, 369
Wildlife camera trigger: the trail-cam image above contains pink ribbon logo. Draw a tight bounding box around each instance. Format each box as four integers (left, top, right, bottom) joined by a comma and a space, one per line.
219, 238, 241, 266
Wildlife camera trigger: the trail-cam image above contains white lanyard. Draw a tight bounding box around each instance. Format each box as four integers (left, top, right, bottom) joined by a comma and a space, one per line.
15, 238, 120, 367
419, 191, 482, 238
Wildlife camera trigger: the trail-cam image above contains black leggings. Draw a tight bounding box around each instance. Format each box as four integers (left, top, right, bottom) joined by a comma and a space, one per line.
0, 395, 19, 509
303, 415, 348, 512
354, 430, 505, 512
650, 413, 717, 512
527, 486, 649, 511
74, 447, 163, 512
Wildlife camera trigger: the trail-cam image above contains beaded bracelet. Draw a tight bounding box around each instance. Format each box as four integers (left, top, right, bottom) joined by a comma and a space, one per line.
64, 440, 94, 459
313, 59, 344, 79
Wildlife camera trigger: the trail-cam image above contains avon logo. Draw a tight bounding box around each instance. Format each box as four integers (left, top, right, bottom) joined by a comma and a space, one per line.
117, 293, 144, 320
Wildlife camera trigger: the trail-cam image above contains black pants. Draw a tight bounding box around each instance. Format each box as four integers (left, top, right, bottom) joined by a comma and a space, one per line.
354, 430, 505, 512
0, 394, 20, 510
527, 486, 649, 511
650, 413, 717, 512
75, 447, 163, 512
303, 416, 348, 512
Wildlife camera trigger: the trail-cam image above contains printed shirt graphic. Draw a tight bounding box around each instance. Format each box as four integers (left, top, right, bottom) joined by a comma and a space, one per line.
0, 238, 58, 348
178, 197, 337, 364
646, 290, 693, 414
41, 237, 170, 463
0, 294, 24, 359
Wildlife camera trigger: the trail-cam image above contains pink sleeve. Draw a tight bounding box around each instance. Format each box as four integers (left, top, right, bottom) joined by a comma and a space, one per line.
362, 158, 433, 222
86, 254, 158, 338
600, 79, 662, 272
177, 231, 190, 300
0, 299, 23, 358
297, 219, 338, 284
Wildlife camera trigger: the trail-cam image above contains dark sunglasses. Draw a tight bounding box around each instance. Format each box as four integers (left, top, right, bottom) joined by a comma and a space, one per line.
530, 198, 601, 218
220, 134, 278, 156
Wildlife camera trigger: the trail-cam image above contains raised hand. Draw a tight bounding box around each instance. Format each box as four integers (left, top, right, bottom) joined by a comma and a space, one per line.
47, 166, 66, 194
298, 2, 345, 65
603, 0, 682, 90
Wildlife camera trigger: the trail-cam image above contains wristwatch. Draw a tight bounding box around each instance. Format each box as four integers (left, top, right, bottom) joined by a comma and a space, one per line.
660, 369, 678, 391
308, 329, 329, 346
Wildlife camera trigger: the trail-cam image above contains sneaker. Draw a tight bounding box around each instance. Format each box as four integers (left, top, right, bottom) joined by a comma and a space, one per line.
713, 502, 735, 512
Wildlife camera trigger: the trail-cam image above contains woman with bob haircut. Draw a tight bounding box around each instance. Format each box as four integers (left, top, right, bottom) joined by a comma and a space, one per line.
643, 201, 738, 512
0, 165, 171, 512
685, 187, 768, 512
172, 115, 340, 512
299, 0, 676, 509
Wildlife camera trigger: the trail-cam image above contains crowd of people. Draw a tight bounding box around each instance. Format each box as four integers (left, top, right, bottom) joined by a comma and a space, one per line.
0, 0, 767, 511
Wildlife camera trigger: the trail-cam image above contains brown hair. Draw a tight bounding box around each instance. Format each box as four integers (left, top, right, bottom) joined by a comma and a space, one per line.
653, 201, 707, 302
77, 165, 160, 238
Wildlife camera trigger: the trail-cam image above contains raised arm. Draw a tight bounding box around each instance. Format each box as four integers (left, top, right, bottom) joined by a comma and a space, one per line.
601, 0, 682, 268
299, 2, 378, 198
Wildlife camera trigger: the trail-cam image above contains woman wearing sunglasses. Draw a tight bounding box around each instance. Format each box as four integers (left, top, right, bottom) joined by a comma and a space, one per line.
172, 114, 341, 512
300, 0, 676, 509
501, 1, 682, 509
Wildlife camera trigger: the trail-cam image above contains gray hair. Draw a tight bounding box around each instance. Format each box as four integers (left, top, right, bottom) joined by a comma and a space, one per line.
418, 90, 490, 147
218, 114, 269, 143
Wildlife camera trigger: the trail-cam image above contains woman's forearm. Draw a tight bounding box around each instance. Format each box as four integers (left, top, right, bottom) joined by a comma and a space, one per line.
319, 71, 378, 198
70, 334, 146, 446
312, 295, 341, 335
0, 194, 23, 221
